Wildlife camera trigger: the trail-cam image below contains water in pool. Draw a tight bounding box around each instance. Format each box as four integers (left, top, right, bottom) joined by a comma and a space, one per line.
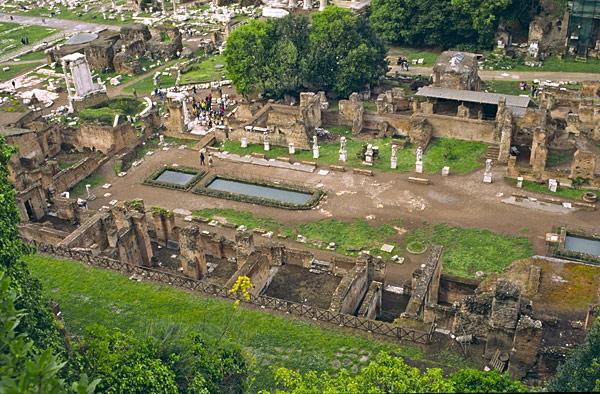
207, 178, 312, 206
155, 170, 195, 186
564, 235, 600, 257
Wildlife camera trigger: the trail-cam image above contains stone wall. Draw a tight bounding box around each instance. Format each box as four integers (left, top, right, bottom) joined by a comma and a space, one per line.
438, 275, 479, 305
404, 246, 443, 319
52, 156, 104, 193
58, 212, 117, 251
19, 223, 70, 245
357, 280, 382, 320
62, 122, 139, 154
329, 256, 373, 314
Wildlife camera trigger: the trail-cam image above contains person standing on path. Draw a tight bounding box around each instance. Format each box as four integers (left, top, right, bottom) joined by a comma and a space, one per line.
208, 154, 213, 168
200, 151, 205, 166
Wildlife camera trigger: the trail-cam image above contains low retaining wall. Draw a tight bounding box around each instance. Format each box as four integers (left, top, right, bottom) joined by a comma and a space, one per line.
28, 240, 432, 345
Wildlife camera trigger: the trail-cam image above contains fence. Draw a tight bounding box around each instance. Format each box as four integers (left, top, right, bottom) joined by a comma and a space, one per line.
30, 240, 433, 345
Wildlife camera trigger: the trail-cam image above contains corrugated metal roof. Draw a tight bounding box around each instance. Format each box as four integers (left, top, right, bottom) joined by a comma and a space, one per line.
415, 86, 532, 116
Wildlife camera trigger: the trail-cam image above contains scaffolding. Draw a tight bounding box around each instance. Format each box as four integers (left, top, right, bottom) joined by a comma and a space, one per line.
567, 0, 600, 56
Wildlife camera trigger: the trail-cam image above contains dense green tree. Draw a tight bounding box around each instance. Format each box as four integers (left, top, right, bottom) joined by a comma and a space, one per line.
224, 19, 271, 97
548, 316, 600, 392
449, 369, 527, 392
305, 6, 387, 96
71, 325, 178, 394
225, 8, 385, 98
0, 136, 63, 352
273, 352, 527, 393
370, 0, 518, 49
156, 329, 253, 394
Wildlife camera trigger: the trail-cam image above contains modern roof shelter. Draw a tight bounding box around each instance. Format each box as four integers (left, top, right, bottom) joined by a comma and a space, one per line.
416, 86, 533, 117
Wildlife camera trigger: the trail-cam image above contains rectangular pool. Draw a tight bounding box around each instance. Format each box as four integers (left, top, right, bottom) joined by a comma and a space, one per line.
155, 170, 196, 187
206, 177, 313, 206
565, 235, 600, 257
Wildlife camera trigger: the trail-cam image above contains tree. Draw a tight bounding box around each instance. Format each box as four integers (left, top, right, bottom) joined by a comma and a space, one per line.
449, 369, 527, 392
306, 6, 387, 96
548, 316, 600, 392
71, 325, 178, 394
370, 0, 513, 49
0, 136, 62, 352
451, 0, 513, 46
273, 352, 526, 393
224, 20, 271, 97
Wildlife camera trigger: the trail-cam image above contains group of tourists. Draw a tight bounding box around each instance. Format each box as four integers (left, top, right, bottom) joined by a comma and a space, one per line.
520, 81, 540, 98
190, 94, 227, 128
396, 57, 410, 71
199, 150, 213, 167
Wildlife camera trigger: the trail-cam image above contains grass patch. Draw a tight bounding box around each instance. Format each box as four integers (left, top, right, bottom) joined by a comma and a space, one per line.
0, 22, 57, 57
25, 254, 427, 390
0, 92, 27, 112
404, 224, 532, 279
0, 61, 39, 82
79, 97, 144, 126
179, 54, 227, 85
483, 80, 528, 97
546, 150, 572, 167
387, 46, 440, 65
222, 137, 486, 175
512, 56, 600, 73
14, 7, 135, 26
520, 179, 591, 201
298, 219, 398, 257
191, 209, 400, 258
323, 125, 352, 137
17, 50, 47, 61
70, 173, 104, 197
124, 70, 177, 95
193, 208, 293, 237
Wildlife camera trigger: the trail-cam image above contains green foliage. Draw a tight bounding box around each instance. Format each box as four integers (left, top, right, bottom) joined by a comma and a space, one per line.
225, 9, 386, 97
71, 324, 178, 394
26, 254, 425, 390
306, 6, 387, 97
78, 98, 144, 126
0, 136, 62, 352
548, 316, 600, 392
405, 224, 532, 279
370, 0, 520, 49
449, 369, 527, 392
518, 179, 591, 201
273, 352, 525, 393
155, 329, 253, 394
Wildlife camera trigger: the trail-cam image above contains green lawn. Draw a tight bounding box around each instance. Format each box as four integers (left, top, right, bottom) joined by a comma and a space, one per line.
16, 50, 47, 61
192, 208, 401, 258
483, 80, 527, 96
387, 46, 440, 66
79, 97, 145, 126
222, 137, 487, 175
0, 92, 27, 112
519, 179, 593, 201
404, 224, 532, 279
0, 22, 57, 57
25, 254, 435, 390
70, 173, 104, 198
0, 61, 41, 81
124, 70, 177, 95
179, 54, 227, 85
546, 150, 573, 167
512, 56, 600, 73
13, 7, 135, 26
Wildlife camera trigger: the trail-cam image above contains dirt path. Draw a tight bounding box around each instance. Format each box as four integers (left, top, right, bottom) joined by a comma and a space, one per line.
86, 147, 600, 261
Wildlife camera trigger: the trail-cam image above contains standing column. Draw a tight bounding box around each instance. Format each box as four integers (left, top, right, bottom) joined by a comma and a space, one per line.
172, 0, 177, 15
319, 0, 327, 11
303, 0, 310, 9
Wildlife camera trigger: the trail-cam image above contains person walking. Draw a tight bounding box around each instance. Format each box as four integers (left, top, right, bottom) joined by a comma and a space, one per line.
200, 151, 205, 166
208, 154, 213, 167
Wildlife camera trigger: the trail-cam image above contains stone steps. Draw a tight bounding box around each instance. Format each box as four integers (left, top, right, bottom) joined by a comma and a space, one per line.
485, 144, 500, 163
309, 259, 332, 274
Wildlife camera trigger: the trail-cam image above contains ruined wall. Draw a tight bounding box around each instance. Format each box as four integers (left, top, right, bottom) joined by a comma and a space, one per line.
426, 114, 497, 143
438, 275, 479, 305
357, 280, 382, 320
52, 156, 104, 193
62, 122, 139, 154
405, 246, 444, 319
329, 257, 373, 315
19, 223, 69, 245
58, 212, 117, 251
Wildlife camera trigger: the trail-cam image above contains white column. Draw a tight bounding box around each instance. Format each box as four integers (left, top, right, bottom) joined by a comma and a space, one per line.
303, 0, 310, 9
288, 0, 295, 8
172, 0, 177, 15
319, 0, 327, 11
